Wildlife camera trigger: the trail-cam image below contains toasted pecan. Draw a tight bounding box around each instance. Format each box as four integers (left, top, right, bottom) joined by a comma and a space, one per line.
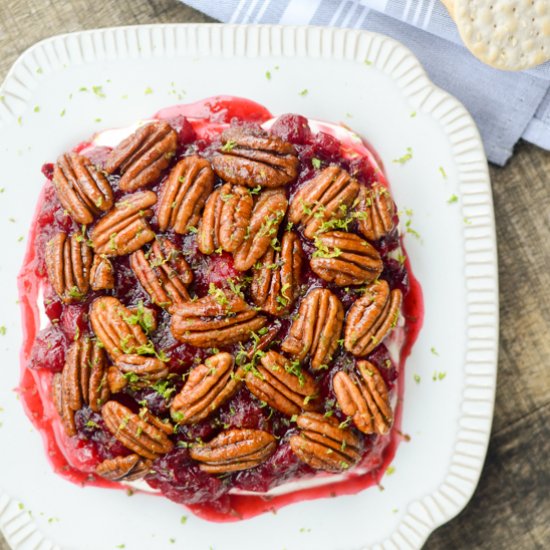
52, 152, 113, 224
104, 121, 177, 191
281, 288, 344, 370
289, 412, 361, 472
96, 454, 152, 482
45, 232, 93, 303
157, 155, 214, 234
310, 231, 383, 286
90, 191, 157, 256
356, 183, 396, 241
333, 361, 392, 434
189, 429, 276, 473
344, 280, 402, 356
212, 127, 299, 188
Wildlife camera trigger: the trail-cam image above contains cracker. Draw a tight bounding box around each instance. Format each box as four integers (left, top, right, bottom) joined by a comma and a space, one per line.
448, 0, 550, 71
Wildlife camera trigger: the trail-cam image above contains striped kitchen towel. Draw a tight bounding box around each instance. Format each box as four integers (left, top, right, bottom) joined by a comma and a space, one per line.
182, 0, 550, 165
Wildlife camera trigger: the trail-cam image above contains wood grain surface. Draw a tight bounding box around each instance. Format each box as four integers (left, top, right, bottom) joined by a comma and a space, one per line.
1, 1, 549, 548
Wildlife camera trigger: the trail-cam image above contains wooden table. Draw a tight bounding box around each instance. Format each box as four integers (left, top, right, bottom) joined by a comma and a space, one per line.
1, 1, 548, 548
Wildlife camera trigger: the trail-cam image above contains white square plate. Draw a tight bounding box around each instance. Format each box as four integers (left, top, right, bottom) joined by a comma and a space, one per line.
0, 24, 498, 550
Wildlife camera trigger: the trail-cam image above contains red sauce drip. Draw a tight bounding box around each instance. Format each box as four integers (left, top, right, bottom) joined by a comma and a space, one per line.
18, 96, 423, 522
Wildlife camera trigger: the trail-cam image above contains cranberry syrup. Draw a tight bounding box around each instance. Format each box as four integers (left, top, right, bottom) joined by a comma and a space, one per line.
18, 96, 424, 521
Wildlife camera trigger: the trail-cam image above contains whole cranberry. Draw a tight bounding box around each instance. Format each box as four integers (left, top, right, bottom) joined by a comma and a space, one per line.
270, 114, 312, 145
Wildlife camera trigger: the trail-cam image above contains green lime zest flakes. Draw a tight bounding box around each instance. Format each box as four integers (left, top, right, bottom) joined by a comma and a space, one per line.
299, 88, 309, 96
432, 371, 447, 381
17, 116, 22, 126
85, 420, 100, 429
221, 140, 237, 153
180, 515, 188, 525
92, 85, 106, 98
413, 374, 421, 384
17, 235, 24, 242
60, 108, 66, 117
311, 157, 322, 169
299, 527, 312, 533
124, 301, 156, 334
265, 70, 271, 80
392, 147, 413, 165
464, 217, 472, 225
312, 236, 342, 259
364, 58, 372, 66
33, 105, 40, 113
169, 538, 176, 544
0, 188, 5, 193
385, 465, 396, 476
18, 502, 24, 510
36, 67, 43, 74
94, 117, 102, 123
430, 346, 439, 356
439, 166, 447, 179
0, 326, 6, 336
392, 508, 399, 513
115, 545, 125, 549
410, 111, 417, 118
447, 194, 458, 204
144, 87, 153, 95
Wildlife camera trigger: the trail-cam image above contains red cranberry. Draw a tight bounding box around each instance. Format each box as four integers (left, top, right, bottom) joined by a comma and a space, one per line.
381, 258, 410, 295
29, 325, 67, 372
59, 303, 89, 341
270, 114, 312, 145
313, 131, 340, 160
348, 157, 376, 185
41, 163, 54, 180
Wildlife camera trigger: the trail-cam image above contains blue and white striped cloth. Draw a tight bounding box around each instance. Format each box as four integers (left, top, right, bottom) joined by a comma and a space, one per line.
182, 0, 550, 165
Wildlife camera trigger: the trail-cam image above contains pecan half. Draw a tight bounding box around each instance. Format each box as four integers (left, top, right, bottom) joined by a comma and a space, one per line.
90, 297, 149, 359
102, 401, 173, 459
45, 232, 93, 303
197, 183, 254, 255
344, 280, 402, 356
288, 166, 360, 239
157, 155, 214, 234
96, 454, 152, 482
245, 351, 320, 416
130, 238, 192, 312
189, 429, 276, 473
356, 183, 396, 242
54, 338, 109, 436
52, 152, 114, 224
281, 288, 344, 370
110, 354, 170, 391
333, 361, 392, 434
251, 231, 303, 316
171, 291, 267, 347
90, 255, 115, 291
289, 412, 361, 472
211, 127, 299, 188
233, 189, 288, 271
310, 231, 383, 286
104, 121, 178, 191
90, 191, 157, 255
170, 352, 242, 424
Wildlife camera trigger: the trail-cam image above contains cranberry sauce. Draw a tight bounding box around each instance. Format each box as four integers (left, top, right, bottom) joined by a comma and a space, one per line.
18, 96, 424, 521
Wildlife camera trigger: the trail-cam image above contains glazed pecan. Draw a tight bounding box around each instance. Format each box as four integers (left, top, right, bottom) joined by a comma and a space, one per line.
356, 183, 396, 242
45, 232, 93, 303
281, 288, 344, 370
333, 361, 392, 434
233, 189, 288, 271
90, 255, 115, 291
170, 352, 242, 424
171, 290, 267, 348
90, 191, 157, 256
102, 401, 173, 460
96, 454, 152, 482
104, 121, 178, 191
288, 166, 360, 239
211, 127, 299, 188
289, 412, 361, 472
54, 337, 110, 436
52, 152, 114, 224
110, 354, 170, 391
310, 231, 383, 286
245, 351, 320, 416
90, 297, 149, 359
251, 231, 303, 316
197, 183, 253, 255
157, 155, 214, 234
344, 280, 402, 356
130, 238, 192, 312
189, 429, 276, 473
